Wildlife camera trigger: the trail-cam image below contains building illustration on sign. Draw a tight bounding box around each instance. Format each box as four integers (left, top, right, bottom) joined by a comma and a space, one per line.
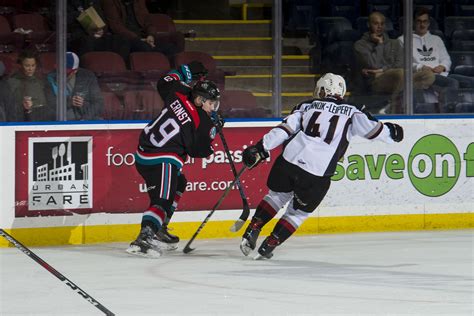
28, 137, 93, 211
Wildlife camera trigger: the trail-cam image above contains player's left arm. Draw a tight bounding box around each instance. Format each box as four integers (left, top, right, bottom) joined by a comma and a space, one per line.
352, 111, 403, 143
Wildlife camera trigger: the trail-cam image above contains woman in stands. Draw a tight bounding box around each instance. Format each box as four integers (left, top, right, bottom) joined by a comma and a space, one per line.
7, 50, 55, 121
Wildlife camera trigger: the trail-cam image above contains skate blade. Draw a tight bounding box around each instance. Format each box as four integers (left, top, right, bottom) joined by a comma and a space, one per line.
126, 245, 162, 259
162, 242, 178, 251
253, 253, 273, 260
240, 239, 253, 256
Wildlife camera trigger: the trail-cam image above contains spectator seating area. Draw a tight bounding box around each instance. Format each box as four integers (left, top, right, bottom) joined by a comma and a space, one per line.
302, 0, 474, 113
0, 0, 473, 121
0, 0, 263, 120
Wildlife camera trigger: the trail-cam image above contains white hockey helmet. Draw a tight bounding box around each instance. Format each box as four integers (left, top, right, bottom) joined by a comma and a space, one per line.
314, 73, 346, 99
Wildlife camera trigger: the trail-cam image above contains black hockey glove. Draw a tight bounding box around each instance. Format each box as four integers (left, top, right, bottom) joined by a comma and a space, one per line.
242, 140, 269, 169
211, 111, 225, 129
188, 61, 208, 80
385, 122, 404, 142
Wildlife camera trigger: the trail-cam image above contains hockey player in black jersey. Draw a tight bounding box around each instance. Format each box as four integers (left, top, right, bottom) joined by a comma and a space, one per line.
127, 61, 221, 258
240, 73, 404, 260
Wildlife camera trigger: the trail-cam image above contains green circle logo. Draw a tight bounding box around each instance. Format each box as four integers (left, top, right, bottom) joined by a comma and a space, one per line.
408, 134, 460, 197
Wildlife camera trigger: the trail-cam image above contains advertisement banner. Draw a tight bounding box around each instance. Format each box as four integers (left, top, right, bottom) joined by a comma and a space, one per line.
14, 120, 474, 218
15, 127, 277, 217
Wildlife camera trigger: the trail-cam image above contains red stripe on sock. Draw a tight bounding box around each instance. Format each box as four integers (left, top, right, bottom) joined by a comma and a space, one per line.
148, 205, 166, 222
278, 218, 297, 233
259, 200, 278, 217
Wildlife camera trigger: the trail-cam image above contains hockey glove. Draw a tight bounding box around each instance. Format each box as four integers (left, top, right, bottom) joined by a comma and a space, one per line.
385, 122, 404, 142
188, 61, 208, 80
242, 140, 269, 169
211, 111, 225, 129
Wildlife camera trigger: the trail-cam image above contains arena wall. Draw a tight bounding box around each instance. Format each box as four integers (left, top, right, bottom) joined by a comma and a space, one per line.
1, 117, 473, 247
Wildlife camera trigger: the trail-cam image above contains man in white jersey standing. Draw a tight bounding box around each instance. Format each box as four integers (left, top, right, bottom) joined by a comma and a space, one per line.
240, 73, 404, 260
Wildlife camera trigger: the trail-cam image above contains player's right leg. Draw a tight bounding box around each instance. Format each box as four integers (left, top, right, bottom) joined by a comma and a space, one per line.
241, 155, 294, 256
156, 174, 186, 250
127, 162, 177, 258
254, 171, 331, 260
240, 190, 292, 256
126, 206, 166, 258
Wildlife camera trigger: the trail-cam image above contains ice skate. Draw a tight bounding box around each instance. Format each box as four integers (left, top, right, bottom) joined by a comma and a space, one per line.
156, 224, 179, 251
254, 234, 280, 260
240, 219, 262, 256
126, 226, 163, 258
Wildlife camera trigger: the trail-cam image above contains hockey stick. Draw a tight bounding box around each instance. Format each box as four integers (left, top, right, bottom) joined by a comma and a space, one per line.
215, 125, 250, 232
0, 229, 115, 316
183, 165, 247, 254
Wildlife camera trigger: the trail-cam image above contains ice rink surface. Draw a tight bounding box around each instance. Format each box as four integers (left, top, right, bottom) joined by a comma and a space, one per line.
1, 230, 473, 316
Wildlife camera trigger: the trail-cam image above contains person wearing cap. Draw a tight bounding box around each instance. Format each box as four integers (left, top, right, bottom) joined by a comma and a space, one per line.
46, 51, 104, 121
126, 61, 223, 258
6, 50, 54, 122
0, 60, 14, 121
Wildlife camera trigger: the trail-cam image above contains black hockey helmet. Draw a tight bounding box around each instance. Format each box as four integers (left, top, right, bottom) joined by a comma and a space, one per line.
192, 80, 220, 101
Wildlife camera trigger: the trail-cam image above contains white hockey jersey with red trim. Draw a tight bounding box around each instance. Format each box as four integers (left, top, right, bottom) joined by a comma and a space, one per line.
262, 97, 395, 177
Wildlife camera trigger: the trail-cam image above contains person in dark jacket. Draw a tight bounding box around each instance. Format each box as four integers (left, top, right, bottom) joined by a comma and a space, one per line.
126, 61, 223, 258
67, 0, 131, 61
7, 50, 55, 122
101, 0, 178, 60
0, 61, 15, 121
354, 11, 435, 113
46, 52, 104, 121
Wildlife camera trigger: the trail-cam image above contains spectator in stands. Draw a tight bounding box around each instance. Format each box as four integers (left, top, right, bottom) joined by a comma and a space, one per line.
7, 50, 55, 122
46, 52, 104, 120
67, 0, 131, 62
101, 0, 178, 61
399, 7, 474, 91
354, 11, 435, 113
0, 61, 14, 121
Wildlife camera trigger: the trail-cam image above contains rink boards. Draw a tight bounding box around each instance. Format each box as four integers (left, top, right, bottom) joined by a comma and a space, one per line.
0, 117, 473, 247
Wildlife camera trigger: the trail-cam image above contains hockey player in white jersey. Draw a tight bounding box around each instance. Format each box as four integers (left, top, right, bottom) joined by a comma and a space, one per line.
240, 73, 404, 260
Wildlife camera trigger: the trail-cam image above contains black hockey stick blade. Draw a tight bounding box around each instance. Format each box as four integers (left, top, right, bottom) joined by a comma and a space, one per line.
182, 244, 194, 254
0, 229, 115, 316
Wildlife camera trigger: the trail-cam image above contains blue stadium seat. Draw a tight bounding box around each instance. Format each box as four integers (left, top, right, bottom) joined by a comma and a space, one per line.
330, 0, 360, 26
414, 103, 439, 114
367, 0, 399, 24
321, 40, 357, 78
444, 17, 474, 39
453, 0, 474, 16
452, 29, 474, 41
284, 0, 320, 35
450, 51, 474, 76
452, 41, 474, 51
455, 102, 474, 113
313, 17, 354, 45
441, 88, 474, 113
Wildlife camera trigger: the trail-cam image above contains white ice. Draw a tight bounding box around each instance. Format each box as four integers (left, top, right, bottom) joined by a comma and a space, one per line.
1, 230, 473, 316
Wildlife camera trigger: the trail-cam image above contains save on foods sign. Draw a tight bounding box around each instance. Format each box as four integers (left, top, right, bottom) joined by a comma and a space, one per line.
332, 134, 474, 198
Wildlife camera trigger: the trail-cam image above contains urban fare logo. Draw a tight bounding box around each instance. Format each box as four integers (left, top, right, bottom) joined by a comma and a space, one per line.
28, 137, 93, 210
332, 134, 474, 197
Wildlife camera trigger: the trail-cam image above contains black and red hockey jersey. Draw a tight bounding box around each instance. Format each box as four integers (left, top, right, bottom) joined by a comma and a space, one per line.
135, 69, 216, 169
